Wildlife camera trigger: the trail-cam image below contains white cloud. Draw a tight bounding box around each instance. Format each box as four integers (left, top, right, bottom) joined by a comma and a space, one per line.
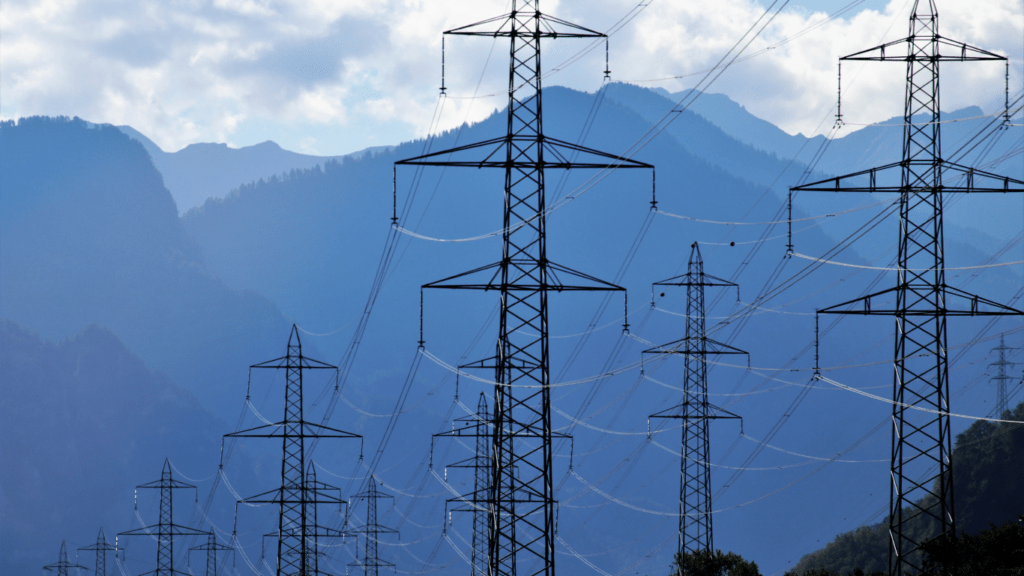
1, 0, 1021, 153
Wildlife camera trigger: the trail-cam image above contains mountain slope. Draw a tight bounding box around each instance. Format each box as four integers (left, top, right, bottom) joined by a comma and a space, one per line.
0, 321, 239, 576
0, 116, 295, 415
789, 400, 1024, 574
118, 125, 391, 214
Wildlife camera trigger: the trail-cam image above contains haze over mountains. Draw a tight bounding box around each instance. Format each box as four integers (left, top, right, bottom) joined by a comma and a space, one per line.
2, 83, 1021, 576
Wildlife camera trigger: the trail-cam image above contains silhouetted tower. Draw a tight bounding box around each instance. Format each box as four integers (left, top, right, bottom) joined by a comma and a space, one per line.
44, 541, 88, 576
189, 535, 232, 576
348, 479, 397, 576
226, 326, 359, 576
396, 3, 653, 576
792, 2, 1024, 574
435, 392, 492, 576
80, 528, 120, 576
643, 243, 745, 557
119, 459, 210, 575
989, 336, 1019, 415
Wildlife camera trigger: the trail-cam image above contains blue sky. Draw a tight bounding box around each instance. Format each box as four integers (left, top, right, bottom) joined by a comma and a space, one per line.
2, 0, 1021, 155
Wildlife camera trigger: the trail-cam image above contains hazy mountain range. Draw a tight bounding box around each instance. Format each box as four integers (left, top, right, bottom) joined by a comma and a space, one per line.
2, 83, 1020, 576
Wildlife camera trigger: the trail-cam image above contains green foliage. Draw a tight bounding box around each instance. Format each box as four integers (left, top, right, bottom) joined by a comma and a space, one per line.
920, 516, 1024, 575
782, 566, 884, 576
671, 549, 761, 576
789, 401, 1024, 574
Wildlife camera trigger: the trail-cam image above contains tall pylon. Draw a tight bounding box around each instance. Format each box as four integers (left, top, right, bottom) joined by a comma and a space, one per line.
792, 2, 1024, 574
79, 528, 120, 576
347, 479, 397, 576
44, 541, 88, 576
189, 534, 232, 576
395, 3, 653, 576
434, 392, 492, 576
119, 459, 211, 576
989, 336, 1019, 416
226, 326, 360, 576
643, 243, 745, 558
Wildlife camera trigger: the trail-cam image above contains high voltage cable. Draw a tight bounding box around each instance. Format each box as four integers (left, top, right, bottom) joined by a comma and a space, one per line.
817, 375, 1024, 424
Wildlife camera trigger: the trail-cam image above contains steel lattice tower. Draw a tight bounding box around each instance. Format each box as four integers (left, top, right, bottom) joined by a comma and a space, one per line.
396, 3, 652, 576
226, 326, 359, 576
792, 2, 1024, 573
347, 479, 397, 576
119, 459, 211, 576
643, 243, 745, 558
989, 336, 1019, 415
80, 528, 120, 576
436, 392, 492, 576
44, 541, 88, 576
189, 534, 232, 576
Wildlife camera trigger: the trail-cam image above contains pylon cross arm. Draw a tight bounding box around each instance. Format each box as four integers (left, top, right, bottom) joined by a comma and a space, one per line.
225, 420, 361, 439
818, 285, 1024, 316
650, 403, 743, 420
443, 12, 606, 39
840, 35, 1006, 62
422, 260, 624, 292
396, 135, 652, 170
642, 336, 749, 357
119, 524, 210, 537
792, 160, 1024, 193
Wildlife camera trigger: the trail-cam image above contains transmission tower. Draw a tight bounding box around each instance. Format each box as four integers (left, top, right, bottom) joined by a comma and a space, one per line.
119, 459, 211, 576
643, 243, 745, 558
347, 478, 397, 576
44, 541, 88, 576
434, 392, 491, 576
79, 528, 120, 576
225, 326, 360, 576
189, 534, 232, 576
792, 2, 1024, 574
396, 3, 653, 576
989, 336, 1019, 415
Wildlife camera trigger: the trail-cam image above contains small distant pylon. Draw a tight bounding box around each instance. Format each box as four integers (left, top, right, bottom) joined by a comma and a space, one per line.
643, 242, 746, 557
79, 528, 120, 576
989, 336, 1019, 415
435, 392, 492, 576
347, 479, 397, 576
225, 326, 358, 576
119, 459, 210, 575
44, 541, 88, 576
189, 534, 232, 576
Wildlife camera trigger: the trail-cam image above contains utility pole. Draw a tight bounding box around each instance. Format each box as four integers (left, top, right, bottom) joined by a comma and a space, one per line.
189, 534, 232, 576
793, 2, 1024, 574
79, 528, 120, 576
44, 541, 88, 576
347, 479, 397, 576
644, 243, 745, 558
225, 326, 360, 576
989, 336, 1019, 416
396, 3, 653, 576
119, 459, 211, 576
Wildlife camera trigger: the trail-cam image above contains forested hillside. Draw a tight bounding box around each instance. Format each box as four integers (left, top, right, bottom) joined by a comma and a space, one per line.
790, 401, 1024, 574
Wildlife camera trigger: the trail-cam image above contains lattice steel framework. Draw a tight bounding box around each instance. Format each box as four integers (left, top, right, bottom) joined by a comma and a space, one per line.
226, 326, 359, 576
989, 336, 1019, 416
435, 392, 492, 576
793, 2, 1024, 574
119, 459, 210, 576
348, 479, 397, 576
44, 541, 89, 576
396, 3, 652, 576
80, 528, 120, 576
643, 243, 745, 558
189, 534, 232, 576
